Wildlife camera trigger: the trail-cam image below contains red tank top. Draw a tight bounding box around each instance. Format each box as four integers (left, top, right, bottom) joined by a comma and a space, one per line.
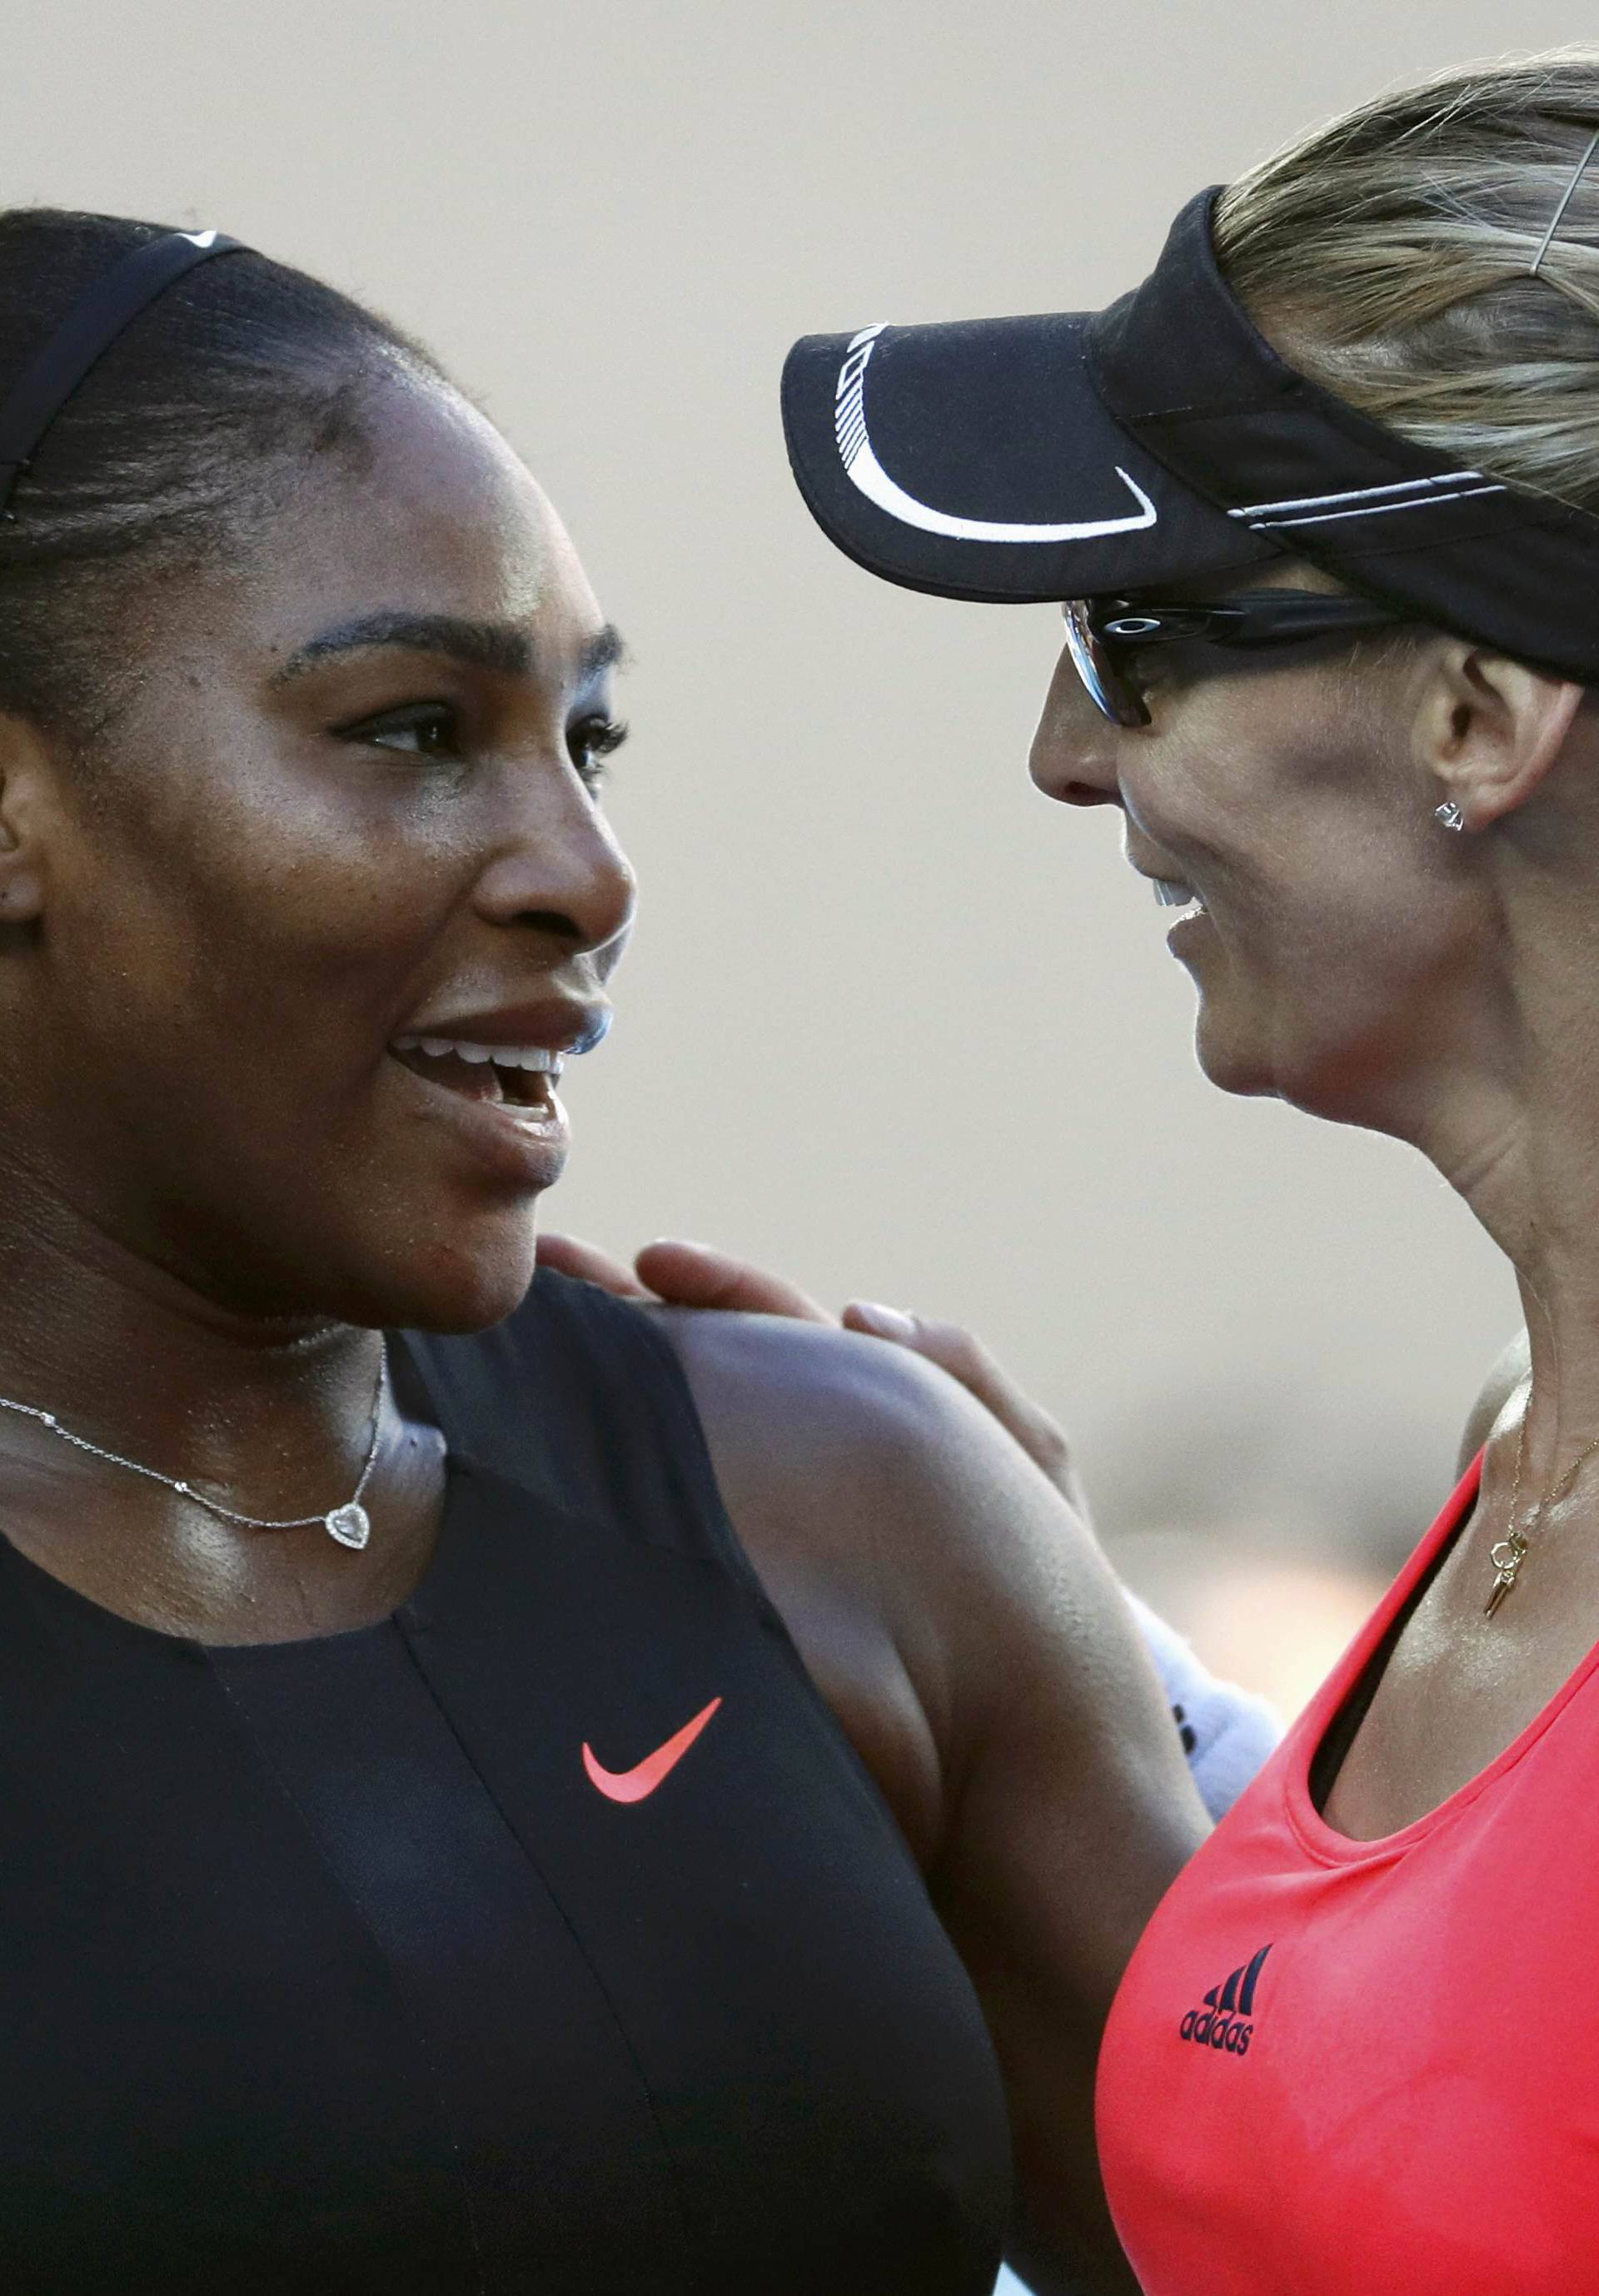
1097, 1448, 1599, 2294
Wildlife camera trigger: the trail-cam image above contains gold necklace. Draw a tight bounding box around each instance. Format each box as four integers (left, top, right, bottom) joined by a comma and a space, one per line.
1484, 1404, 1599, 1617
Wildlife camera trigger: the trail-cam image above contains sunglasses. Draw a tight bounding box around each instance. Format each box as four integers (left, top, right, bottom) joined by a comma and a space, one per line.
1060, 590, 1415, 726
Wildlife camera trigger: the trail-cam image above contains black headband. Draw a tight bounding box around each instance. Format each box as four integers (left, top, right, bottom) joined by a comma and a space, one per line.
0, 228, 247, 516
781, 188, 1599, 685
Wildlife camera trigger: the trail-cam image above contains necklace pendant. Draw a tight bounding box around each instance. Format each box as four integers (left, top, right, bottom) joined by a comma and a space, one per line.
325, 1502, 371, 1551
1485, 1529, 1529, 1619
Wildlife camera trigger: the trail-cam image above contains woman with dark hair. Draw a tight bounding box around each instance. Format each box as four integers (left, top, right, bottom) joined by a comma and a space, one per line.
554, 44, 1599, 2296
0, 205, 1227, 2294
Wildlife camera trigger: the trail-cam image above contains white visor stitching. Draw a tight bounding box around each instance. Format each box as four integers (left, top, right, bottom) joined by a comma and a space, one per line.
833, 330, 1160, 546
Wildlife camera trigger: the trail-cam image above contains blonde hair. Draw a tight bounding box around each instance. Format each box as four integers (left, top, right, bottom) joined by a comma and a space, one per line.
1213, 51, 1599, 513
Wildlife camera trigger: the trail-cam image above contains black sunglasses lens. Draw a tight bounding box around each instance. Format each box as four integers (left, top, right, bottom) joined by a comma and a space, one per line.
1061, 600, 1150, 728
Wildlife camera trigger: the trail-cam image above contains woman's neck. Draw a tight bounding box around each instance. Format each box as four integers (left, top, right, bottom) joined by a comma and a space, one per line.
1422, 1053, 1599, 1480
0, 1167, 441, 1642
0, 1195, 379, 1482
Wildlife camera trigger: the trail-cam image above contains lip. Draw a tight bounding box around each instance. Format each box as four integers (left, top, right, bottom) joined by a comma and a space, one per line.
1165, 909, 1211, 948
383, 994, 605, 1191
1125, 844, 1212, 930
389, 996, 612, 1058
385, 1050, 571, 1190
1125, 844, 1188, 888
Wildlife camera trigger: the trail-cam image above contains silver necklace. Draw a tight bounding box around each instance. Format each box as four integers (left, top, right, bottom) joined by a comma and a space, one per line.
0, 1341, 387, 1551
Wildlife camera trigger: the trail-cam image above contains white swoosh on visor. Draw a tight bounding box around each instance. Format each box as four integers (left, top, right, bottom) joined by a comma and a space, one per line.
834, 326, 1158, 545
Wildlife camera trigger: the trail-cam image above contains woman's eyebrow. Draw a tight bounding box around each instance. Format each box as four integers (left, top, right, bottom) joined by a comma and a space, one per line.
268, 614, 625, 686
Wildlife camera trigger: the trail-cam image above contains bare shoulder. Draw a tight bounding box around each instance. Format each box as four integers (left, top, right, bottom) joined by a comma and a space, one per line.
652, 1305, 1201, 1867
653, 1306, 1207, 2282
655, 1302, 1044, 1524
655, 1303, 1100, 1624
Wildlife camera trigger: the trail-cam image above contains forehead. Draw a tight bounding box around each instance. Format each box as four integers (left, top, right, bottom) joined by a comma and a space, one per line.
237, 372, 604, 675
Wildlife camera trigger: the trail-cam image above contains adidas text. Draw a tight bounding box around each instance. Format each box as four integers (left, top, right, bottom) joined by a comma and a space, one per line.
1178, 1944, 1271, 2060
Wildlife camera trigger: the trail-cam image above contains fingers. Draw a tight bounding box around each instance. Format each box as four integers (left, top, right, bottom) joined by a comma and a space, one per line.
844, 1302, 1080, 1503
538, 1232, 838, 1325
633, 1240, 836, 1324
541, 1240, 1088, 1516
535, 1233, 654, 1298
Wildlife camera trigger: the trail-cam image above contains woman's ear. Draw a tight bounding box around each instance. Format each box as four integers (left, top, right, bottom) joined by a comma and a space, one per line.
1417, 642, 1587, 832
0, 715, 57, 924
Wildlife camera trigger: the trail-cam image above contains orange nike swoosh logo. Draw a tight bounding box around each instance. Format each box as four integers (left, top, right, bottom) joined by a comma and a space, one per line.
582, 1696, 723, 1805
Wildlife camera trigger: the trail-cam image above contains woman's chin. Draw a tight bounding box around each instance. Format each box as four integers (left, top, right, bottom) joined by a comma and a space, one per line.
1192, 1006, 1278, 1100
1194, 1009, 1382, 1127
278, 1213, 545, 1337
381, 1235, 544, 1334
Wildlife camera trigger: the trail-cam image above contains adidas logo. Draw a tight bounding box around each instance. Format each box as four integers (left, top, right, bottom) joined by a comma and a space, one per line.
1178, 1945, 1271, 2059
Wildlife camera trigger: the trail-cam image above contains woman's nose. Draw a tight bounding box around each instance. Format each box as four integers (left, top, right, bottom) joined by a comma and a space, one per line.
473, 764, 637, 963
1028, 645, 1131, 809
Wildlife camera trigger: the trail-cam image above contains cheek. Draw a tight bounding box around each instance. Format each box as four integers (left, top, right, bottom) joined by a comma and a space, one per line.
1136, 684, 1457, 1068
44, 743, 471, 1096
1140, 675, 1414, 929
16, 748, 531, 1318
1198, 821, 1462, 1114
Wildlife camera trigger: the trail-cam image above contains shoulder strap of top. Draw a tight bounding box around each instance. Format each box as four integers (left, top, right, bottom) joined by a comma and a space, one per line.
396, 1270, 766, 1591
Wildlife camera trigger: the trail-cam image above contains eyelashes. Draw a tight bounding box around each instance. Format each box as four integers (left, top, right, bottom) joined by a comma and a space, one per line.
573, 715, 629, 789
336, 702, 460, 758
335, 701, 630, 791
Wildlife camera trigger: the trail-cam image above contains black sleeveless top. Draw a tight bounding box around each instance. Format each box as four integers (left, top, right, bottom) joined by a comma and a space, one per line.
0, 1273, 1010, 2293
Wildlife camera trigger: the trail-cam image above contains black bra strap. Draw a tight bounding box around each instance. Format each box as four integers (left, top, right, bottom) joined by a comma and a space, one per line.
0, 228, 247, 513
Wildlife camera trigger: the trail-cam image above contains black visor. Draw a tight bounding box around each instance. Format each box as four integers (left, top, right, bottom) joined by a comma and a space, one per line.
781, 189, 1599, 687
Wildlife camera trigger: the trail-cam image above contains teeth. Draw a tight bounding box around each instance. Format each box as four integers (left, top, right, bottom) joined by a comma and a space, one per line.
392, 1036, 565, 1073
1152, 878, 1208, 918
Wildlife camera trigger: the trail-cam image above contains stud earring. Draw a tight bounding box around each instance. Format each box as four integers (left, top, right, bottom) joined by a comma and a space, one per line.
1435, 801, 1467, 833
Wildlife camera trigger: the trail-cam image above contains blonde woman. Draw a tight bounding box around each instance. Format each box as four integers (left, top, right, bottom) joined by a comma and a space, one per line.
552, 48, 1599, 2294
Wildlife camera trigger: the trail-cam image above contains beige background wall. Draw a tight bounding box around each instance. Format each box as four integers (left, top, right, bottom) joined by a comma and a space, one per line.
6, 0, 1572, 1681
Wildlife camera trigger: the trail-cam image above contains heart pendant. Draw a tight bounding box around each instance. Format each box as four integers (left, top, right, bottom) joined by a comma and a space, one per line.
325, 1502, 371, 1551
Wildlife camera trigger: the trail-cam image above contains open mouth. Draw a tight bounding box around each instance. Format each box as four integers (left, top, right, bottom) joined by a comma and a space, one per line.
1152, 876, 1208, 925
388, 1034, 565, 1114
